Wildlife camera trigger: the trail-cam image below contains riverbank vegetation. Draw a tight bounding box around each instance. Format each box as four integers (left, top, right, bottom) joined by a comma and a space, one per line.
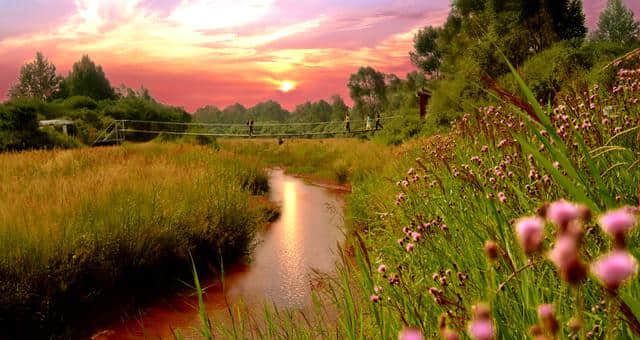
0, 142, 274, 338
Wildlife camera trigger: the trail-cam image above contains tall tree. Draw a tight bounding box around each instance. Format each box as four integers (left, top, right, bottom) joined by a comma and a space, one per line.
8, 52, 62, 101
410, 26, 443, 77
347, 67, 387, 117
330, 94, 349, 121
67, 55, 115, 100
595, 0, 639, 45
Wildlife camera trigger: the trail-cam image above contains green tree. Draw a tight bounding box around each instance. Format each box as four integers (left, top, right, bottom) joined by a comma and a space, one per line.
594, 0, 639, 45
410, 26, 443, 77
8, 52, 62, 101
67, 55, 115, 100
330, 94, 349, 121
348, 66, 387, 117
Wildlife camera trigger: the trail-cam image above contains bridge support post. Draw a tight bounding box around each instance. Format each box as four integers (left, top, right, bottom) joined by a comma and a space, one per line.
417, 88, 432, 119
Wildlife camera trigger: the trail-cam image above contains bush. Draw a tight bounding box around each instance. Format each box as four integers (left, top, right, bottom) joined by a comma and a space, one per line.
63, 96, 98, 110
332, 159, 350, 184
376, 114, 426, 146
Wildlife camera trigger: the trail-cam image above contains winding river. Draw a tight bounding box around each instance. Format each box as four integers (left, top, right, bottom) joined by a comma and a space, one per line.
96, 169, 346, 339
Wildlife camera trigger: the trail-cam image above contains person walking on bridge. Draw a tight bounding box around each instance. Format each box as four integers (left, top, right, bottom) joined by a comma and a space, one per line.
247, 119, 254, 137
344, 113, 351, 134
375, 112, 383, 131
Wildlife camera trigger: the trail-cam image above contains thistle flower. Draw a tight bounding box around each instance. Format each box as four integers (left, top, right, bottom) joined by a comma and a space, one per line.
548, 235, 586, 284
515, 216, 544, 254
468, 304, 494, 340
411, 232, 422, 241
537, 304, 558, 335
484, 241, 499, 261
370, 294, 380, 303
442, 329, 459, 340
591, 250, 638, 291
599, 207, 636, 240
498, 192, 506, 204
406, 243, 415, 252
546, 200, 587, 231
398, 328, 424, 340
378, 264, 387, 273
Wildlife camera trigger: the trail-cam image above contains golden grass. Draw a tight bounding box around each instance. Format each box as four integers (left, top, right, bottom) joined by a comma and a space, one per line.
0, 142, 269, 335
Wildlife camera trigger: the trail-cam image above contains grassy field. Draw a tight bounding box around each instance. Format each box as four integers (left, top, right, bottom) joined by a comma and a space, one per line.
222, 138, 395, 185
186, 66, 640, 339
0, 142, 273, 337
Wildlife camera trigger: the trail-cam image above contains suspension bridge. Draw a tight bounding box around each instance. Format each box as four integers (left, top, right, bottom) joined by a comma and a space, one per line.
93, 115, 401, 145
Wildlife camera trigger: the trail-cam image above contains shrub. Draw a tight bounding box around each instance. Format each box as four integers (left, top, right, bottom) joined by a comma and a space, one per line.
63, 96, 98, 110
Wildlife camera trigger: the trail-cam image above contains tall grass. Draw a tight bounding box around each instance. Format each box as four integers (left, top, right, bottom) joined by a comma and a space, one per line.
221, 139, 393, 185
0, 143, 271, 337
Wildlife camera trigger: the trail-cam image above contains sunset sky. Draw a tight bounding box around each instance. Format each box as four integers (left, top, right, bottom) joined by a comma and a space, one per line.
1, 0, 638, 111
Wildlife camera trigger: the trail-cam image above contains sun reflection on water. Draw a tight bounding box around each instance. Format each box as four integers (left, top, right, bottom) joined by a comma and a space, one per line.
278, 179, 306, 305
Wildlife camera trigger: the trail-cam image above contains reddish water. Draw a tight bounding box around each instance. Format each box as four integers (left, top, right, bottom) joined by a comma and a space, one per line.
95, 169, 345, 339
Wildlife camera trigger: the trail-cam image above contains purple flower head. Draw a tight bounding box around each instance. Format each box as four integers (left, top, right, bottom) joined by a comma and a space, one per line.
537, 304, 553, 319
546, 200, 586, 229
370, 294, 380, 303
548, 235, 587, 284
468, 319, 494, 340
599, 207, 636, 238
442, 329, 459, 340
411, 232, 422, 242
406, 243, 415, 252
548, 236, 578, 270
591, 251, 638, 290
377, 264, 387, 273
515, 216, 544, 253
398, 328, 424, 340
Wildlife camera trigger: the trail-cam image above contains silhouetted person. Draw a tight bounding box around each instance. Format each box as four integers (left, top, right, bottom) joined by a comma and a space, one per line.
247, 119, 254, 137
375, 112, 383, 130
344, 114, 351, 133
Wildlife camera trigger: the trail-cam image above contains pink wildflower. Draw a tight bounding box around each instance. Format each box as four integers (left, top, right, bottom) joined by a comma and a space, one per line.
370, 294, 380, 303
548, 235, 586, 284
398, 328, 424, 340
546, 200, 586, 229
406, 243, 415, 252
599, 207, 636, 238
377, 264, 387, 273
515, 216, 544, 253
411, 232, 422, 242
591, 251, 638, 290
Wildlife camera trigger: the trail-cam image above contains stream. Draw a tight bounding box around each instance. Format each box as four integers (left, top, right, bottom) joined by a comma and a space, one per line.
97, 169, 346, 339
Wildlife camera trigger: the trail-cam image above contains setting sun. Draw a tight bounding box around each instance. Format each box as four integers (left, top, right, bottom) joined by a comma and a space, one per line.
278, 80, 297, 93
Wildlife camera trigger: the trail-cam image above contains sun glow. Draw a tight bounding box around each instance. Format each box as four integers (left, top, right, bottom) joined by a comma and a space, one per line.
278, 80, 297, 93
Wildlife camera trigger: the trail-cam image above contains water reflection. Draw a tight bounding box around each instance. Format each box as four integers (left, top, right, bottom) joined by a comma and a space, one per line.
102, 169, 345, 339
